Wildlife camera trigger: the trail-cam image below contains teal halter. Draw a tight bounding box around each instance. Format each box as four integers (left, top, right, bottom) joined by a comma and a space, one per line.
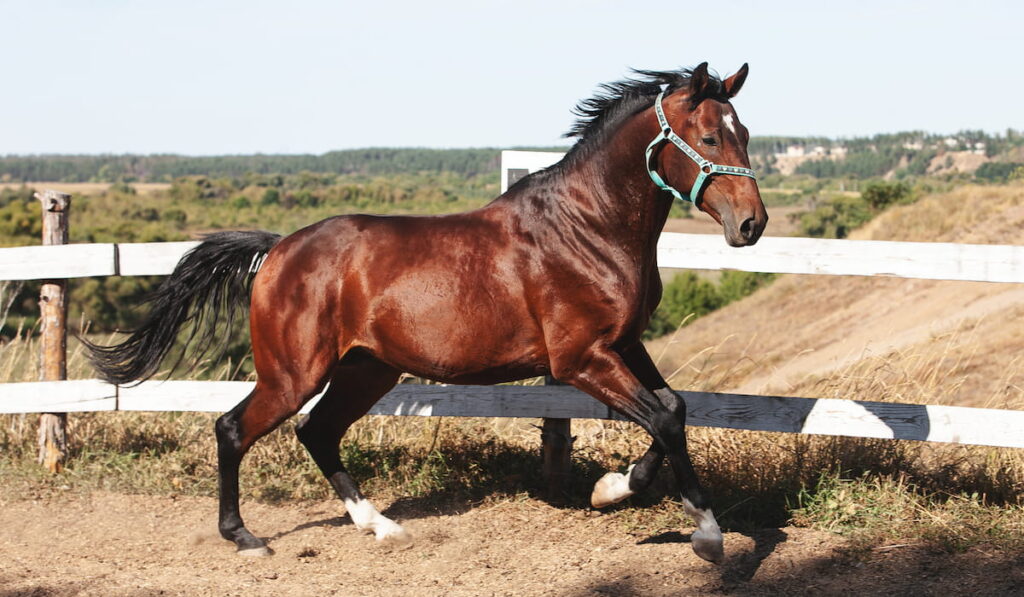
644, 90, 756, 204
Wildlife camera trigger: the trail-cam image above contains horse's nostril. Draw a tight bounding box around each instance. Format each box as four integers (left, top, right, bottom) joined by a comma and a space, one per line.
740, 217, 756, 239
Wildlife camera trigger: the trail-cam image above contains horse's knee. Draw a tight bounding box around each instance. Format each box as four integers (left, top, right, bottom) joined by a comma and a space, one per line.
654, 388, 685, 420
648, 408, 686, 450
215, 412, 242, 452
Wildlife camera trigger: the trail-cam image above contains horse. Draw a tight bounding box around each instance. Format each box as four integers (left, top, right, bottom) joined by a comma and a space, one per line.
86, 62, 767, 564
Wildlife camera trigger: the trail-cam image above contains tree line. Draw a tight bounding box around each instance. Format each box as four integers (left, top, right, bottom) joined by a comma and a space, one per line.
0, 148, 517, 182
4, 129, 1023, 183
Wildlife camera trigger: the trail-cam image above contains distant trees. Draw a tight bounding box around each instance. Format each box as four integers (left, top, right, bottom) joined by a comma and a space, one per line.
0, 149, 510, 182
3, 129, 1023, 184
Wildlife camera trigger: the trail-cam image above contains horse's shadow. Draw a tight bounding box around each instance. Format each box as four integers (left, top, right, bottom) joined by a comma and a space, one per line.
637, 527, 789, 585
267, 514, 351, 542
264, 449, 606, 542
265, 449, 790, 576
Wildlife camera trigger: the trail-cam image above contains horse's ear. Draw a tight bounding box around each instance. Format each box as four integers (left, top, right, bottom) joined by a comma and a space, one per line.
690, 62, 710, 99
723, 63, 749, 98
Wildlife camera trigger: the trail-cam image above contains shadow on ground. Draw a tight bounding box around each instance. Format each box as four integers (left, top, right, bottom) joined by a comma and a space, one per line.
564, 541, 1024, 596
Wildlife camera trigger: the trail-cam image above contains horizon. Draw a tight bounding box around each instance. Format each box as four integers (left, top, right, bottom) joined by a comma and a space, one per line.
5, 1, 1021, 155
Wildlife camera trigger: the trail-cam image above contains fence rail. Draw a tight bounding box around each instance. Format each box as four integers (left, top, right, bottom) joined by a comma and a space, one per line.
4, 235, 1024, 283
3, 379, 1024, 449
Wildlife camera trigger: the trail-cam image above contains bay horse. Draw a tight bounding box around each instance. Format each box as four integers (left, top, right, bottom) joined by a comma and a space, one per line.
86, 62, 767, 564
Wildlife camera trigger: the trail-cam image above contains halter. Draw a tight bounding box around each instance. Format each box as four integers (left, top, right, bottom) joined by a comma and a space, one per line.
644, 90, 756, 204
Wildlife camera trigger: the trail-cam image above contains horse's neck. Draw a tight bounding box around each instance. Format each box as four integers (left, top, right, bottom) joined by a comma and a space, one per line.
555, 129, 671, 260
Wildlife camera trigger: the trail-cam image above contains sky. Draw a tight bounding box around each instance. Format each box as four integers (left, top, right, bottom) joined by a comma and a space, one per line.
3, 0, 1022, 155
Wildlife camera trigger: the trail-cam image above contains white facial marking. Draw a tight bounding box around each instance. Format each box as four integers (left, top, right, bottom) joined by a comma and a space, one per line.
723, 113, 737, 135
345, 497, 412, 544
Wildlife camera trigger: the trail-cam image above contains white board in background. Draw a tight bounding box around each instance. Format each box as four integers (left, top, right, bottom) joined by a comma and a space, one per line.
117, 241, 199, 276
500, 150, 566, 194
0, 244, 115, 280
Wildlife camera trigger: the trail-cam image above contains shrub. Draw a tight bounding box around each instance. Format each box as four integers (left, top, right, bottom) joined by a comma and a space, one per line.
976, 162, 1024, 183
644, 271, 775, 339
797, 195, 873, 239
260, 188, 280, 206
796, 180, 916, 239
718, 270, 776, 304
645, 272, 721, 338
860, 181, 913, 211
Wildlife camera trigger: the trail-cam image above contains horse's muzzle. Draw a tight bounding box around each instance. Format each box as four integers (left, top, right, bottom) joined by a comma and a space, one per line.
724, 210, 767, 247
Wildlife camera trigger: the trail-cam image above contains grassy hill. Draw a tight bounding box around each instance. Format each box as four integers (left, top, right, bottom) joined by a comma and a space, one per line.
647, 182, 1024, 410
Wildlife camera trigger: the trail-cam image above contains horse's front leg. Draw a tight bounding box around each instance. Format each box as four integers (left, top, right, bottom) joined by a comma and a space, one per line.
563, 345, 724, 564
590, 343, 669, 508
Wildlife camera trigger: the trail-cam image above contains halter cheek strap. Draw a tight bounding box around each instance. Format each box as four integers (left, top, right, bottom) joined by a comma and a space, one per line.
644, 90, 756, 204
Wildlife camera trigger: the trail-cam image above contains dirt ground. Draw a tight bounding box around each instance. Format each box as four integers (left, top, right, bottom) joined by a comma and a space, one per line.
2, 492, 1022, 596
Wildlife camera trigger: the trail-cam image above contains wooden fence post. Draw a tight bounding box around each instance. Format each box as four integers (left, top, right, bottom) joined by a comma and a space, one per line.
35, 190, 71, 473
541, 377, 573, 498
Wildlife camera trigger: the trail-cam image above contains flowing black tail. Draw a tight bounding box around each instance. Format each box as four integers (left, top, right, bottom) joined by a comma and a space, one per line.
84, 230, 282, 385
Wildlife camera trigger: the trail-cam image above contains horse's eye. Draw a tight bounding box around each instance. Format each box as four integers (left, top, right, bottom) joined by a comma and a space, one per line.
702, 136, 717, 146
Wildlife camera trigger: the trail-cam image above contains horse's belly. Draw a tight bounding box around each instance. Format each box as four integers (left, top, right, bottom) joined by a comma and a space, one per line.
361, 302, 547, 384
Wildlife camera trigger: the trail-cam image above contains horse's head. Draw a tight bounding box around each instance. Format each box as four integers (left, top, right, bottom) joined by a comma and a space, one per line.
653, 63, 767, 246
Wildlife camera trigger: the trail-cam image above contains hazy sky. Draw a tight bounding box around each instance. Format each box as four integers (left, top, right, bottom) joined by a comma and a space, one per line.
4, 0, 1021, 155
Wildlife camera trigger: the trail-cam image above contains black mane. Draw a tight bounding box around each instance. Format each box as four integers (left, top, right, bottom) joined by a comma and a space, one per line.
504, 66, 728, 193
564, 67, 727, 144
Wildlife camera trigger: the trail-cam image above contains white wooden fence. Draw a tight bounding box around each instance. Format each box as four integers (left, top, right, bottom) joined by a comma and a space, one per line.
4, 379, 1024, 449
5, 234, 1024, 284
2, 232, 1024, 449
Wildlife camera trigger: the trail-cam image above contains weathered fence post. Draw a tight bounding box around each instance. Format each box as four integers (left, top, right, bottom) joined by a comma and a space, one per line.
541, 376, 573, 498
35, 190, 71, 473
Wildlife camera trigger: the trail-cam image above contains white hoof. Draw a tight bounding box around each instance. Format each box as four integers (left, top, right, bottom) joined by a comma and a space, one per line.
237, 545, 273, 557
375, 523, 413, 546
681, 497, 725, 564
691, 528, 724, 564
590, 465, 635, 509
346, 497, 411, 547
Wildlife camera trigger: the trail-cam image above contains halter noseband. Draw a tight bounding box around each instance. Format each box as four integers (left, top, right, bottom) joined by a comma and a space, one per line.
644, 90, 756, 204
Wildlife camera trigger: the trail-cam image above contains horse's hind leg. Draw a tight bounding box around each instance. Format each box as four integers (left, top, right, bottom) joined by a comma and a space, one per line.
294, 356, 409, 544
216, 375, 330, 556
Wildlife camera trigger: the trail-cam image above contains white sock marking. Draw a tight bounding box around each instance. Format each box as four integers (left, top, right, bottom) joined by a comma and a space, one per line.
344, 497, 410, 544
681, 497, 722, 538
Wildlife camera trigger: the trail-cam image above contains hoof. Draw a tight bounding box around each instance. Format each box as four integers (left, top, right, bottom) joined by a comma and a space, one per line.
590, 471, 634, 509
691, 529, 724, 564
375, 523, 413, 547
237, 544, 273, 557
